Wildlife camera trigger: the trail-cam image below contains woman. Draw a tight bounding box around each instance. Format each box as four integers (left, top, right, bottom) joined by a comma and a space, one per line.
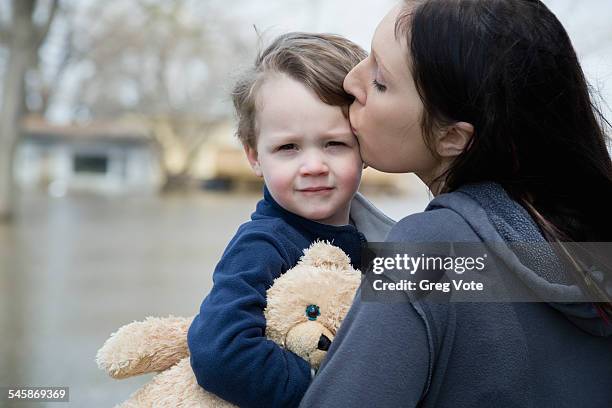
300, 1, 612, 407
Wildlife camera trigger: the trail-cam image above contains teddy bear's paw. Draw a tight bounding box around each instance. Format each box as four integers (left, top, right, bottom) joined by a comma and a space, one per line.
300, 241, 351, 270
97, 316, 193, 379
116, 357, 237, 408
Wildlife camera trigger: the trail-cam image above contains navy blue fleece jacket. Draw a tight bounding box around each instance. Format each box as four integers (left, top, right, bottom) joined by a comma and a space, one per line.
187, 186, 394, 408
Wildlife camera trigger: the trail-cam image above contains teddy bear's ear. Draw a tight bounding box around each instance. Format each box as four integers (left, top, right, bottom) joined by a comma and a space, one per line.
300, 241, 351, 270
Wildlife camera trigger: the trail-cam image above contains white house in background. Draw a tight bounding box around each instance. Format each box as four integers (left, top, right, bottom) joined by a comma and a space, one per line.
14, 117, 164, 195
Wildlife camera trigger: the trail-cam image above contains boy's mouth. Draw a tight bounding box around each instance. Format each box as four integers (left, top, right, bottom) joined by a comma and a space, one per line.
298, 187, 334, 193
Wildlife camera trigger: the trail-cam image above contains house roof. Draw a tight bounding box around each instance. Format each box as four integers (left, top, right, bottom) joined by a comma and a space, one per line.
20, 115, 152, 145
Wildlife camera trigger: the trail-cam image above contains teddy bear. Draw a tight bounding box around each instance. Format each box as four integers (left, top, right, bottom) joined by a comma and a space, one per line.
96, 241, 362, 407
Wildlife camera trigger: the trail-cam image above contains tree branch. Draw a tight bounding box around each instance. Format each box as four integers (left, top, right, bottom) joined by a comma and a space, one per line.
34, 0, 59, 47
0, 25, 10, 44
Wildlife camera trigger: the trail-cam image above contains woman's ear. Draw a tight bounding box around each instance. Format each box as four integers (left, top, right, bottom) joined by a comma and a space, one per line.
436, 122, 474, 158
244, 144, 263, 177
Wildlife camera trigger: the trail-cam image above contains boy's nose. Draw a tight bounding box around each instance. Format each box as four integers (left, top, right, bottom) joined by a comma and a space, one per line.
300, 153, 329, 176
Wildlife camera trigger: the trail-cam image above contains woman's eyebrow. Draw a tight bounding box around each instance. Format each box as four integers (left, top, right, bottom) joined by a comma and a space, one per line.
371, 49, 394, 81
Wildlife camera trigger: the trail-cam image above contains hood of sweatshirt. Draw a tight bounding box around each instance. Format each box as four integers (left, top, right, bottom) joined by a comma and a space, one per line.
427, 182, 611, 337
350, 192, 396, 241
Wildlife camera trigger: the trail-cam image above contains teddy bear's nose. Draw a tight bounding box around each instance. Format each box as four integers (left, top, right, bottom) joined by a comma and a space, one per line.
317, 334, 332, 351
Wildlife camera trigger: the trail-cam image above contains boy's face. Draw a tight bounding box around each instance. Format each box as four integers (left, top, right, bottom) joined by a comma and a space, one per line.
245, 74, 363, 226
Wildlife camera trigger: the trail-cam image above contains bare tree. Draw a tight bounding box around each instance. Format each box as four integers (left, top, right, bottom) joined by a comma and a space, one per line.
0, 0, 58, 221
43, 0, 252, 189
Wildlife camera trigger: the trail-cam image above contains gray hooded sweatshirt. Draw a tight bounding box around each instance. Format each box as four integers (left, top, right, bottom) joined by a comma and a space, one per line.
300, 182, 612, 408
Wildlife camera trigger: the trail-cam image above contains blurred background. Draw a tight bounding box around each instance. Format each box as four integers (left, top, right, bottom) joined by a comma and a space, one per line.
0, 0, 610, 406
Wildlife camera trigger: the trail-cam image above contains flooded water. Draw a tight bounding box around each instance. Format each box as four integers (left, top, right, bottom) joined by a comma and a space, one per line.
0, 185, 429, 407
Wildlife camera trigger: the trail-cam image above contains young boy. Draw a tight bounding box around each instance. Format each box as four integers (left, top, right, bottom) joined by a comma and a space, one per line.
187, 32, 394, 408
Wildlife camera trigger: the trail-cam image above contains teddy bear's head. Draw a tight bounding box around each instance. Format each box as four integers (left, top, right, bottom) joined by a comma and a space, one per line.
264, 241, 362, 369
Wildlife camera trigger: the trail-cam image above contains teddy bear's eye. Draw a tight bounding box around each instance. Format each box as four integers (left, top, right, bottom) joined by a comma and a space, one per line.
305, 304, 321, 321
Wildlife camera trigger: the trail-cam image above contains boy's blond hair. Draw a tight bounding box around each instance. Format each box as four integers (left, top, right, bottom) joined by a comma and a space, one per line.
232, 32, 367, 149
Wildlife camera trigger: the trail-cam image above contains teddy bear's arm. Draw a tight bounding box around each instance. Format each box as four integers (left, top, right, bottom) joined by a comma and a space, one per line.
97, 316, 193, 379
115, 357, 236, 408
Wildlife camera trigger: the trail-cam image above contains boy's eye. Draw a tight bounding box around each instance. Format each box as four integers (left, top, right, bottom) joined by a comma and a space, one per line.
326, 141, 346, 147
277, 143, 297, 151
372, 79, 387, 92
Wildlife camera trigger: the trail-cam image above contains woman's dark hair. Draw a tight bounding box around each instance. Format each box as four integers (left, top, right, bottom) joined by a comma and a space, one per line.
397, 0, 611, 241
397, 0, 612, 310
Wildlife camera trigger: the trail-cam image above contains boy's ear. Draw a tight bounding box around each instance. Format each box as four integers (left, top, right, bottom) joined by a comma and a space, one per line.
435, 121, 474, 158
244, 144, 263, 177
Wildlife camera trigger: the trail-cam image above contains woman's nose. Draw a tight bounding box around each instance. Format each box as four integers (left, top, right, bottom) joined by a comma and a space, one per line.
344, 60, 366, 106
